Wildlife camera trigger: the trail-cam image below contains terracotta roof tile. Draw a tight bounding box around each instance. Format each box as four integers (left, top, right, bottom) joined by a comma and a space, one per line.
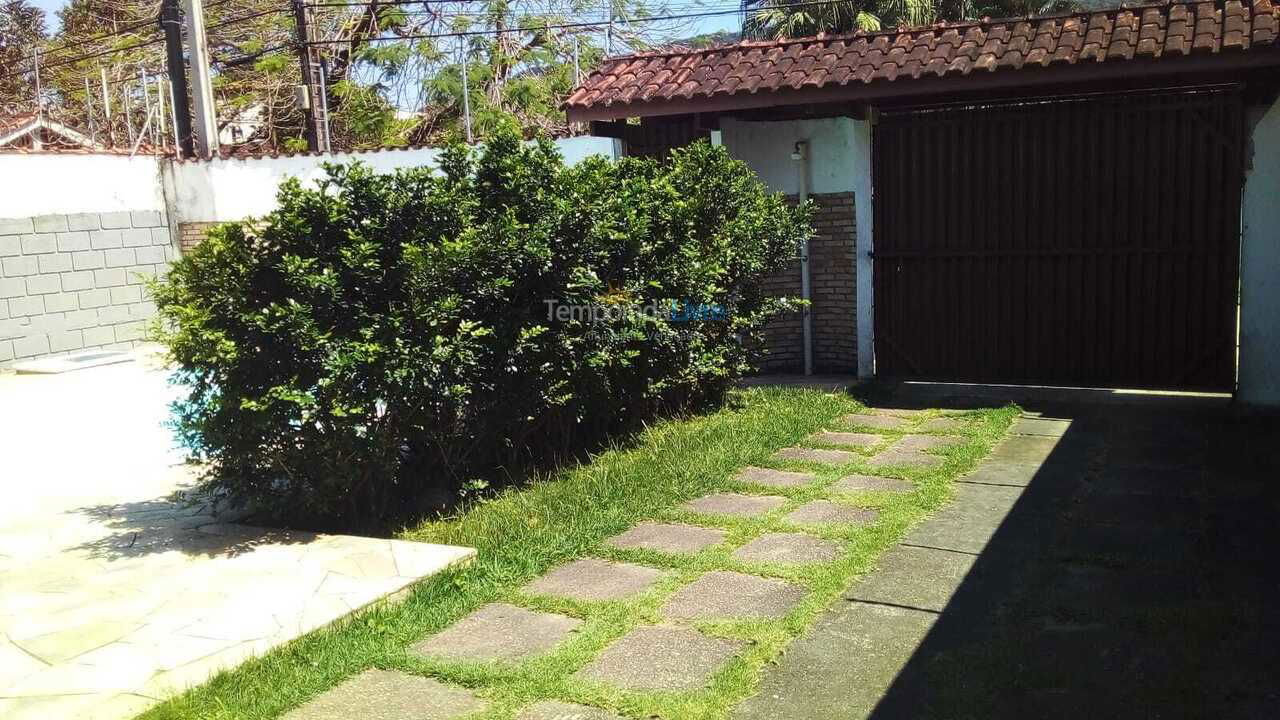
568, 2, 1280, 118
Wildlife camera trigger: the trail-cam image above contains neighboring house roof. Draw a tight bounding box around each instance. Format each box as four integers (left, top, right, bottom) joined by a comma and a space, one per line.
0, 112, 105, 150
565, 0, 1280, 121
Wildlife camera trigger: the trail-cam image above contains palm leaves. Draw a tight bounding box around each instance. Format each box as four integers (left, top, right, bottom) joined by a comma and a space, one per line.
742, 0, 1081, 40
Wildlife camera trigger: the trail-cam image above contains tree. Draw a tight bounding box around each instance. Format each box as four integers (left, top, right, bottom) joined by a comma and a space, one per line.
0, 0, 46, 111
742, 0, 1080, 39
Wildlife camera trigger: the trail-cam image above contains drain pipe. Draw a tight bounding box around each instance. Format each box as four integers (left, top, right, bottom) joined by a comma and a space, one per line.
792, 140, 814, 376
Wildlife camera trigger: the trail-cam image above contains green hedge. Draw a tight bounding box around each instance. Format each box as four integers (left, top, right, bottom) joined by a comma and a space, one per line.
152, 127, 811, 529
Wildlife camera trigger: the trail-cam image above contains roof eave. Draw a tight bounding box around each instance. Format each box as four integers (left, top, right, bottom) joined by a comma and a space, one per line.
566, 48, 1280, 123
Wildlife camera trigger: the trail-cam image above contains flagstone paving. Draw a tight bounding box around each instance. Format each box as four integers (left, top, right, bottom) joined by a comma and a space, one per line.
731, 532, 842, 566
281, 669, 486, 720
414, 603, 582, 663
516, 700, 624, 720
808, 431, 885, 449
660, 571, 807, 621
604, 522, 727, 554
523, 558, 665, 603
831, 474, 914, 493
772, 447, 859, 465
575, 625, 745, 691
733, 466, 817, 488
785, 500, 880, 526
0, 352, 476, 720
681, 493, 787, 518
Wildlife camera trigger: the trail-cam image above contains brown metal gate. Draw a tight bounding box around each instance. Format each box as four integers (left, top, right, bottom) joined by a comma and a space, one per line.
872, 88, 1243, 390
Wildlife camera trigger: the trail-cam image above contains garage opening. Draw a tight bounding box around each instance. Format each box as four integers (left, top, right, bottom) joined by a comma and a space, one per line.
871, 87, 1244, 391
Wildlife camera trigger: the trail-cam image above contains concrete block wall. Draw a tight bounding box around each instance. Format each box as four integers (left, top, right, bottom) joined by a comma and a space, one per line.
754, 192, 858, 374
0, 211, 174, 364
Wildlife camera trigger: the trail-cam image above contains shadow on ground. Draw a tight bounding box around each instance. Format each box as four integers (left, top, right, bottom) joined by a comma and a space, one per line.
865, 383, 1280, 719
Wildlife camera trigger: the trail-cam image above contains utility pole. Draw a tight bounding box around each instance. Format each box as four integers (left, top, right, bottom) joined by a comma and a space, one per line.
292, 0, 327, 152
460, 46, 472, 143
182, 0, 219, 157
100, 68, 115, 147
161, 0, 194, 157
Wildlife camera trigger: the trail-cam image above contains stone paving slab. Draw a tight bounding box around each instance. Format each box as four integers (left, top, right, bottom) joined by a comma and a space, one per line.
902, 482, 1024, 555
919, 416, 968, 432
1012, 416, 1072, 437
575, 625, 744, 691
604, 522, 726, 554
845, 545, 977, 612
682, 493, 787, 518
841, 413, 911, 431
785, 501, 879, 526
414, 603, 581, 663
831, 474, 914, 493
867, 446, 944, 469
661, 570, 807, 621
772, 447, 859, 465
523, 558, 665, 603
734, 466, 817, 488
988, 434, 1062, 465
869, 408, 927, 418
731, 533, 842, 566
516, 700, 624, 720
733, 601, 936, 720
893, 434, 964, 452
282, 669, 487, 720
808, 431, 884, 449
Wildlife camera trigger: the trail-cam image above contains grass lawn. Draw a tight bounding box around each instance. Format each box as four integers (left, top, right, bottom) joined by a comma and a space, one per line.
137, 386, 1017, 720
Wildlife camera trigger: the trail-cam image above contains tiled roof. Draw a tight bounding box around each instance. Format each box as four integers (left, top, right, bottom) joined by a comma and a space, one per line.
565, 0, 1280, 117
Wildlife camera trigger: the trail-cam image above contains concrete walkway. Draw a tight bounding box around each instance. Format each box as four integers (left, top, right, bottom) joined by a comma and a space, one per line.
0, 350, 474, 720
735, 389, 1280, 720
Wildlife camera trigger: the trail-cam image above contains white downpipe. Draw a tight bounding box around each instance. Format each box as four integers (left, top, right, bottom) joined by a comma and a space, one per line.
793, 141, 813, 376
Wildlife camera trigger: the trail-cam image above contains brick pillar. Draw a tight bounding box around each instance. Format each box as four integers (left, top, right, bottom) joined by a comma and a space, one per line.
752, 192, 857, 374
178, 222, 220, 254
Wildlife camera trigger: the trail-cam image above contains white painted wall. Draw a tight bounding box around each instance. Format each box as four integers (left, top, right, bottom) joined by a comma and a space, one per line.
721, 116, 874, 378
0, 154, 165, 219
1239, 96, 1280, 408
162, 136, 623, 224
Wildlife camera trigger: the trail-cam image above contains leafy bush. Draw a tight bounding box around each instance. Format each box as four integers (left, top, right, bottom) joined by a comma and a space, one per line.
153, 126, 810, 529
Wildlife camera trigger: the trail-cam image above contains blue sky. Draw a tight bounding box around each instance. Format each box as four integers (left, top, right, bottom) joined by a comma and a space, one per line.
30, 0, 738, 37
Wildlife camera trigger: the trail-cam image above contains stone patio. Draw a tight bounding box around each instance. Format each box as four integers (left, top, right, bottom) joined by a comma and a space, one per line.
682, 493, 787, 518
604, 522, 726, 554
733, 466, 817, 488
785, 501, 880, 526
0, 352, 476, 720
661, 571, 807, 621
731, 533, 842, 566
523, 558, 664, 603
414, 603, 581, 663
575, 625, 744, 691
868, 446, 944, 469
281, 669, 487, 720
772, 447, 859, 465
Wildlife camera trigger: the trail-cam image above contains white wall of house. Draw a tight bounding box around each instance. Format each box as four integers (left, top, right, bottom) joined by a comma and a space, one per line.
721, 116, 874, 378
0, 154, 166, 218
162, 135, 623, 224
1239, 96, 1280, 408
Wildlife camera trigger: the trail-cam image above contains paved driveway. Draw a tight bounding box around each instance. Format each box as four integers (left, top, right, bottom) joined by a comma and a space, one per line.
0, 349, 473, 720
739, 386, 1280, 719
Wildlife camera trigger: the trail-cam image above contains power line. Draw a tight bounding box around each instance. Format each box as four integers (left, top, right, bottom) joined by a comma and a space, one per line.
302, 0, 842, 43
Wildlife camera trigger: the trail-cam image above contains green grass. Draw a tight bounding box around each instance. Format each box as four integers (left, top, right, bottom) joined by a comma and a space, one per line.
137, 386, 1017, 720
